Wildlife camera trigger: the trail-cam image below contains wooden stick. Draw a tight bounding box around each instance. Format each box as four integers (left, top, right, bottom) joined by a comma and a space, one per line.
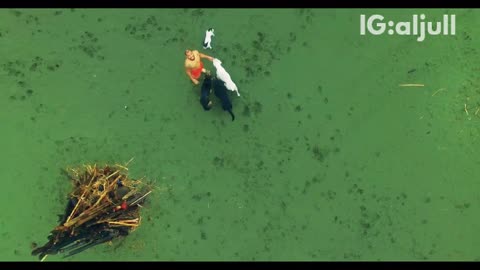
40, 254, 48, 262
465, 104, 469, 115
118, 218, 139, 223
109, 220, 138, 224
129, 190, 152, 206
108, 219, 139, 225
108, 222, 139, 227
65, 190, 87, 224
125, 157, 135, 166
431, 88, 446, 96
106, 170, 119, 180
475, 108, 480, 115
115, 164, 129, 171
399, 83, 424, 87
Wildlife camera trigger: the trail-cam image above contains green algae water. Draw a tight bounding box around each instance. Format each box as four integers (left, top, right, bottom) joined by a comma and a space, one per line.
1, 8, 479, 261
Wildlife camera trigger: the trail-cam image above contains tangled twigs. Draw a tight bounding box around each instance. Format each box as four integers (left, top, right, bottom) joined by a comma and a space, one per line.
32, 162, 152, 260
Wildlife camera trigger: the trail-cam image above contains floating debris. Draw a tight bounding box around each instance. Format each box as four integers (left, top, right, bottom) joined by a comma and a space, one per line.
32, 162, 152, 261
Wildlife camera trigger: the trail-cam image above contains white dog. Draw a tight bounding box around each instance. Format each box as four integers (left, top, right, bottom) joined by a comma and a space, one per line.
213, 58, 240, 97
203, 28, 214, 49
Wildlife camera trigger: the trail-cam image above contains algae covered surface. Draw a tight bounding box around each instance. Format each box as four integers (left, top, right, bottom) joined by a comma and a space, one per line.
1, 8, 479, 261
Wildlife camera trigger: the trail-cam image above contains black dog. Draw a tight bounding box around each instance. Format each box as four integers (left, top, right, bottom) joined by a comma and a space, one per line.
213, 77, 235, 121
200, 73, 213, 111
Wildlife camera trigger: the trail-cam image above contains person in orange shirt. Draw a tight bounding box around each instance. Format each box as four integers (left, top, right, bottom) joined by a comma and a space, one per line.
184, 49, 214, 85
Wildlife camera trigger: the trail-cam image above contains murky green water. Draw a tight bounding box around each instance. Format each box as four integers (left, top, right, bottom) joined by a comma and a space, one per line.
1, 8, 479, 261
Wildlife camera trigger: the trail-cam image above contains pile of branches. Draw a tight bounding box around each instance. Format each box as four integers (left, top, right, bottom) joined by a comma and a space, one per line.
32, 163, 152, 261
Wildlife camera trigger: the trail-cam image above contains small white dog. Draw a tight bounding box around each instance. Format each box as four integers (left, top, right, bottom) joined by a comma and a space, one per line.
213, 58, 240, 97
203, 28, 214, 49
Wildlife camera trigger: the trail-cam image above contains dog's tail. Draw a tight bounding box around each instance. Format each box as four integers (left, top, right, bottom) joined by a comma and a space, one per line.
228, 109, 235, 121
